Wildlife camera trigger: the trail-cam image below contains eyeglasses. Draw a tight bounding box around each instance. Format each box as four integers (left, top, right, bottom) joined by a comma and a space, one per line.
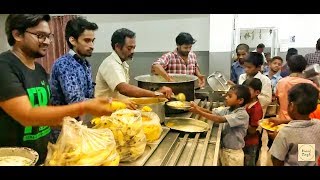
25, 31, 54, 43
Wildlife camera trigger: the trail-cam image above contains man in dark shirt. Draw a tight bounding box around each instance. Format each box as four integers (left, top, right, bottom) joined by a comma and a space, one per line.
0, 14, 112, 164
305, 38, 320, 66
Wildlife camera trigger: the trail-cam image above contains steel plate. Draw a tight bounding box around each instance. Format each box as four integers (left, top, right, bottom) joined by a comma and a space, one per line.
164, 117, 209, 133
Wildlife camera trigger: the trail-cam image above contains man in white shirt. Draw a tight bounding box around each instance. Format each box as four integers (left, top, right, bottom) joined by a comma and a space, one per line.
95, 28, 173, 101
238, 52, 272, 115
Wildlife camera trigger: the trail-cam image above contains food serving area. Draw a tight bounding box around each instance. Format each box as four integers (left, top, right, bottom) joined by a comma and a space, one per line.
120, 99, 223, 166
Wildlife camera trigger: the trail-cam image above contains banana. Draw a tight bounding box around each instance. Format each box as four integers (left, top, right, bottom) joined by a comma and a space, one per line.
141, 106, 152, 112
76, 149, 112, 166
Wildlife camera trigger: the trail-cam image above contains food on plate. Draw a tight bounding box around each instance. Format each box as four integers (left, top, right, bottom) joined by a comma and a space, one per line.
0, 156, 33, 166
169, 101, 186, 107
259, 119, 285, 132
166, 122, 175, 127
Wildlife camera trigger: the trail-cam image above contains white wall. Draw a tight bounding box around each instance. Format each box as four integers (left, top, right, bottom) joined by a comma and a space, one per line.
209, 14, 235, 78
237, 14, 320, 48
0, 14, 10, 53
240, 28, 273, 48
85, 15, 210, 53
209, 14, 234, 52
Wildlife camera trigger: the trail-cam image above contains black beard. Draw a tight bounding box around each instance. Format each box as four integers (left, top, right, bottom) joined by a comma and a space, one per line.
21, 44, 46, 59
30, 51, 45, 59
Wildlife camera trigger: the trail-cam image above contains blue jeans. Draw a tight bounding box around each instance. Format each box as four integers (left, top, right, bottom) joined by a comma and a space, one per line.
243, 145, 259, 166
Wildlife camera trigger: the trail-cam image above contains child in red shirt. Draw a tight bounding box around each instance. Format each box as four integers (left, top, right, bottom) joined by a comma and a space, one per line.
242, 78, 263, 166
309, 104, 320, 119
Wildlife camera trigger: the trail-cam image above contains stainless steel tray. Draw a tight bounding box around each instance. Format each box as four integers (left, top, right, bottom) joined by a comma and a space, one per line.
164, 117, 209, 133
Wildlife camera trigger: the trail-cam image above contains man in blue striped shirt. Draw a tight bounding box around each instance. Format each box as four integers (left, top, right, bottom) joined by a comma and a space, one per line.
49, 17, 98, 142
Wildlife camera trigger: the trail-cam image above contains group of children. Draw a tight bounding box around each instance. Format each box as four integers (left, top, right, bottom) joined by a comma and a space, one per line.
190, 48, 320, 166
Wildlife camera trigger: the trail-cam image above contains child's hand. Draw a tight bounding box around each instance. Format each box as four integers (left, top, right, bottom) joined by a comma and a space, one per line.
267, 129, 278, 140
227, 80, 235, 86
268, 117, 282, 127
189, 101, 200, 113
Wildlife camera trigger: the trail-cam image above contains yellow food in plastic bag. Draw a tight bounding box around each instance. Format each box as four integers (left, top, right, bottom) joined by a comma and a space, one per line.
92, 109, 147, 162
141, 106, 152, 112
45, 117, 119, 166
141, 112, 163, 143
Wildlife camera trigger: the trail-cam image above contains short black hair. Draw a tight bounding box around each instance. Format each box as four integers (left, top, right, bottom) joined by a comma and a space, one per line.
257, 43, 265, 49
242, 78, 262, 91
5, 14, 51, 46
245, 52, 264, 67
316, 38, 320, 50
65, 17, 98, 49
288, 83, 319, 115
265, 52, 271, 57
270, 56, 283, 63
236, 43, 249, 53
175, 32, 196, 46
287, 54, 307, 73
286, 48, 298, 61
111, 28, 135, 50
229, 85, 251, 107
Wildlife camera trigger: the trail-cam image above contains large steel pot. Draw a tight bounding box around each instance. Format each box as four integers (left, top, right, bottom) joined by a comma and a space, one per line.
129, 97, 167, 123
134, 74, 198, 114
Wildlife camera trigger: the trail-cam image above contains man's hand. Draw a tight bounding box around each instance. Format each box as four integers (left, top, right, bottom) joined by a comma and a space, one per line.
83, 97, 114, 117
158, 86, 173, 99
198, 75, 206, 88
118, 99, 137, 110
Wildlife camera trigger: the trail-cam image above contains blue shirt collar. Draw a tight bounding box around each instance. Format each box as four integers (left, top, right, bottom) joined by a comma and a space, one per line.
233, 61, 243, 68
68, 49, 89, 66
263, 71, 281, 79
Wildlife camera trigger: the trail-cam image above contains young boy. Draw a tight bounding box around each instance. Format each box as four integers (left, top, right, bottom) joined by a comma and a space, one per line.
263, 56, 283, 96
267, 55, 318, 149
239, 52, 272, 116
190, 85, 251, 166
275, 55, 317, 121
270, 83, 320, 166
242, 78, 263, 166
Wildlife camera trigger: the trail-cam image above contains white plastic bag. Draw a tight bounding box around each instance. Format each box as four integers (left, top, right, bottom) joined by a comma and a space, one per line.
45, 117, 119, 166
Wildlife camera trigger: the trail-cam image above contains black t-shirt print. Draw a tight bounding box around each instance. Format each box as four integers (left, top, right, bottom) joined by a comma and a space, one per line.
0, 50, 51, 164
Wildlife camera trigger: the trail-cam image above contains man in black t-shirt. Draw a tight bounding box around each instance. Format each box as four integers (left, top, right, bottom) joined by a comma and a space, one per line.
0, 14, 114, 165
